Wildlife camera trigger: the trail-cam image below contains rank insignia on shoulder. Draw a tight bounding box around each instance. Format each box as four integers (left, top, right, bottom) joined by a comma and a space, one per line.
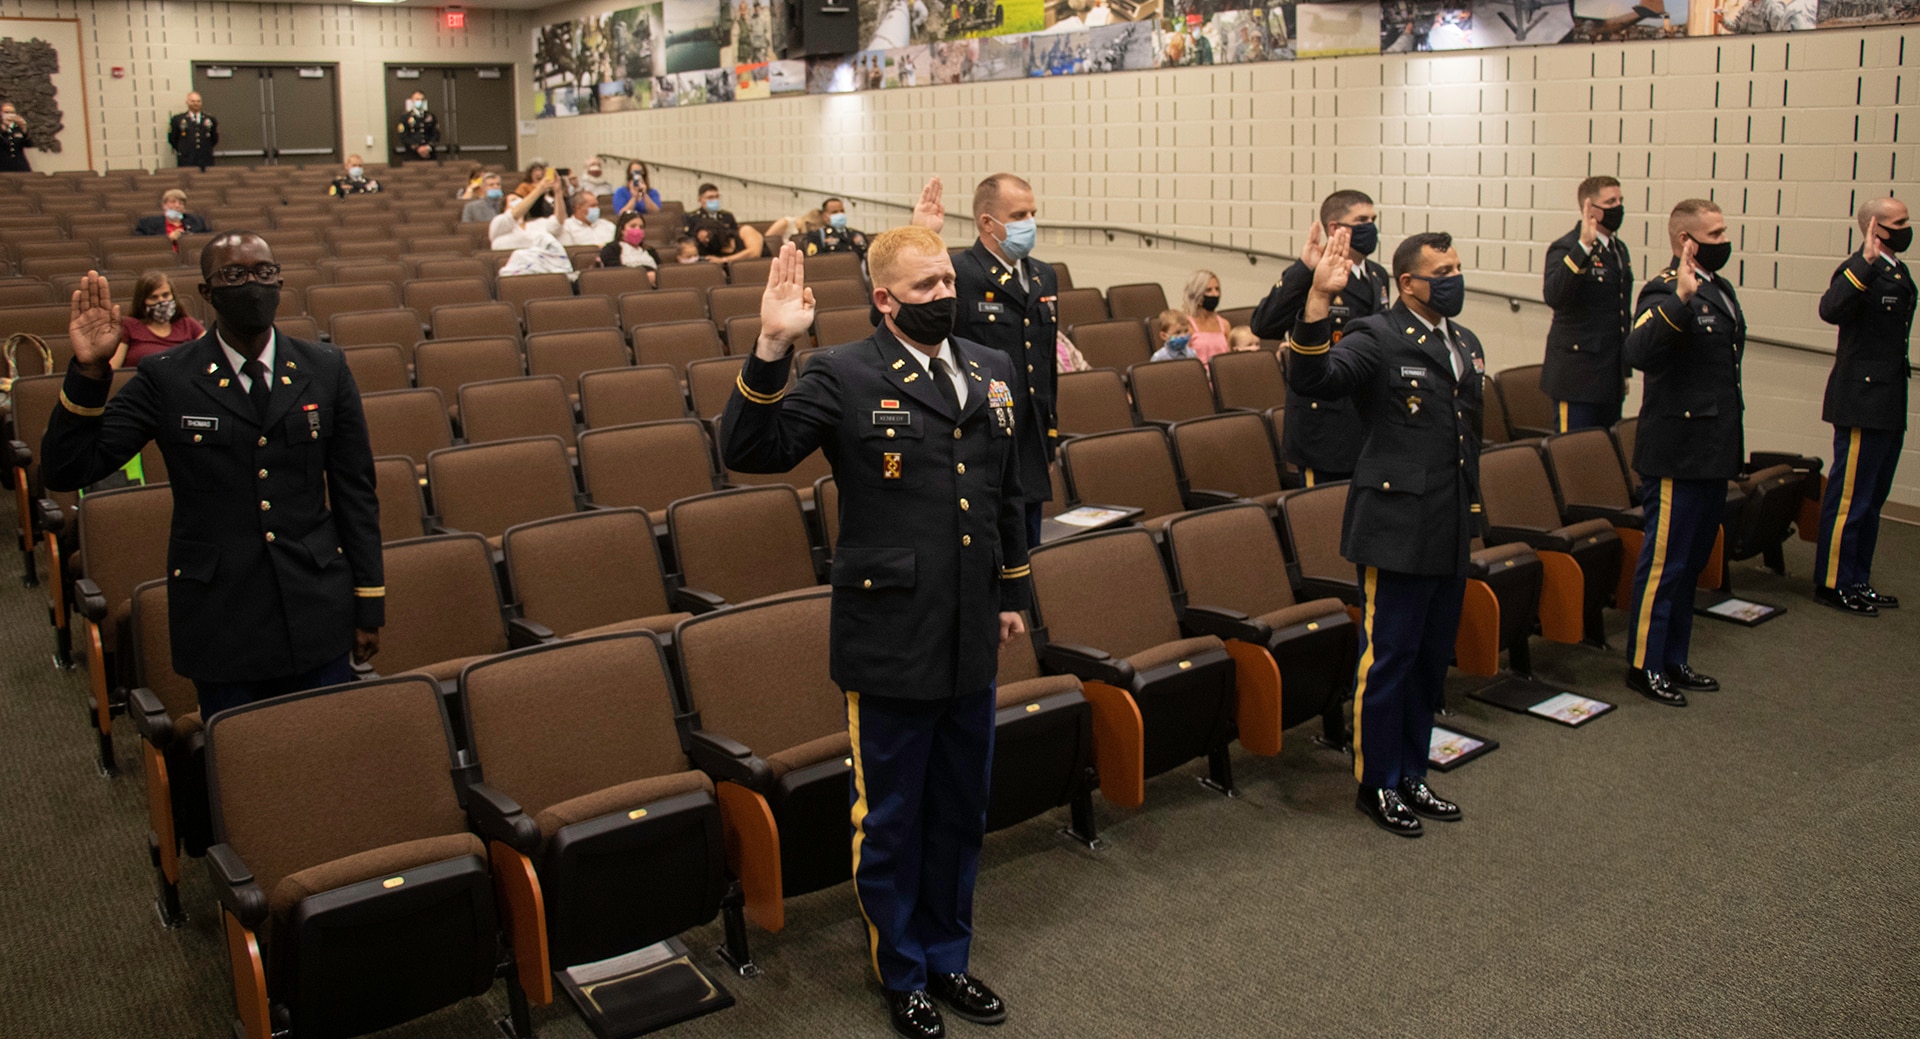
997, 271, 1012, 285
206, 363, 219, 374
904, 372, 920, 383
883, 452, 902, 479
891, 359, 906, 370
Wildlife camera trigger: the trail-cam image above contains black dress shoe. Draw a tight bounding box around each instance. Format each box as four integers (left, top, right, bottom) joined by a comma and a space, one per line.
886, 989, 944, 1039
1626, 667, 1687, 707
1397, 777, 1462, 821
928, 973, 1007, 1025
1853, 584, 1899, 608
1815, 585, 1878, 617
1667, 664, 1719, 692
1356, 786, 1423, 837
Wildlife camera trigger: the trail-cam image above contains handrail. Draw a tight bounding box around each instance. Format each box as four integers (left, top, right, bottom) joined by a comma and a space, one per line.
605, 153, 1835, 358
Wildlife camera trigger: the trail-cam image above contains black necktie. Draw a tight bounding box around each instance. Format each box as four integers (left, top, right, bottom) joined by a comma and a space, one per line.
929, 356, 961, 415
1444, 325, 1469, 381
243, 359, 271, 422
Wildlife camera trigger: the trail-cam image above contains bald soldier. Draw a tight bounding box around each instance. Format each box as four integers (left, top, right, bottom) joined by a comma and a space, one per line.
722, 229, 1026, 1039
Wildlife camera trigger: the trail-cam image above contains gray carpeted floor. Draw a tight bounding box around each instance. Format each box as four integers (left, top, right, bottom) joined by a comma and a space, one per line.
2, 524, 1916, 1039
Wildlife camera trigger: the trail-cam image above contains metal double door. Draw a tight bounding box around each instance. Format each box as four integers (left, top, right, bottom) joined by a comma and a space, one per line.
384, 65, 517, 169
190, 63, 342, 168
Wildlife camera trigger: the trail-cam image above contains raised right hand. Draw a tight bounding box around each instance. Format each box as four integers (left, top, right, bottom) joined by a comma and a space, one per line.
68, 270, 123, 368
1863, 217, 1883, 263
1579, 202, 1600, 249
755, 243, 816, 361
1675, 237, 1699, 301
1301, 218, 1326, 269
1301, 227, 1351, 324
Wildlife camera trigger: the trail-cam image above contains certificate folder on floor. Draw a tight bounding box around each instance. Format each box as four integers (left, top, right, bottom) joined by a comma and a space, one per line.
1693, 590, 1784, 627
1428, 724, 1499, 771
559, 937, 735, 1038
1469, 676, 1614, 727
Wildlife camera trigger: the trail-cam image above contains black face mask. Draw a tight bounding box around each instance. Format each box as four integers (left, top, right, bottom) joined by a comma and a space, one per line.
207, 282, 281, 337
1200, 294, 1220, 312
1346, 221, 1379, 257
1409, 273, 1466, 318
1689, 237, 1732, 273
1881, 226, 1913, 254
1599, 204, 1625, 233
889, 294, 956, 347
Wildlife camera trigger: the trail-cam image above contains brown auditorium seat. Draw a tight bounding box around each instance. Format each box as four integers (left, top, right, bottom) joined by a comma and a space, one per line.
1105, 282, 1172, 322
807, 277, 868, 312
412, 337, 525, 423
1129, 358, 1216, 426
203, 673, 523, 1039
402, 276, 491, 325
413, 255, 494, 282
803, 251, 865, 284
325, 259, 409, 287
361, 387, 455, 477
1056, 287, 1107, 330
685, 355, 748, 418
578, 365, 691, 428
1049, 261, 1074, 290
1071, 317, 1153, 372
432, 300, 522, 341
578, 419, 721, 514
455, 631, 743, 985
0, 278, 56, 305
1273, 481, 1362, 606
372, 454, 430, 542
330, 308, 425, 353
666, 485, 823, 610
406, 235, 471, 256
0, 302, 77, 337
339, 344, 411, 393
1611, 417, 1642, 495
655, 263, 726, 292
669, 588, 847, 932
14, 239, 95, 263
576, 265, 655, 298
724, 314, 763, 355
620, 288, 707, 329
704, 284, 761, 333
1055, 368, 1137, 437
126, 579, 209, 926
72, 482, 175, 774
1209, 349, 1288, 413
1479, 441, 1622, 646
334, 239, 404, 261
457, 375, 579, 448
1544, 428, 1646, 608
727, 256, 773, 286
501, 509, 689, 642
102, 240, 177, 271
275, 314, 321, 341
428, 436, 581, 553
1028, 526, 1239, 808
495, 271, 575, 313
1169, 412, 1286, 508
1481, 372, 1512, 443
526, 329, 630, 401
1060, 426, 1237, 535
812, 305, 875, 348
1164, 502, 1358, 747
524, 294, 618, 335
307, 282, 402, 332
1216, 306, 1256, 328
1493, 364, 1555, 437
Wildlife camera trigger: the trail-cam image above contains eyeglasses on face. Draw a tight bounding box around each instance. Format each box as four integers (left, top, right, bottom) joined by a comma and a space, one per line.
208, 263, 282, 286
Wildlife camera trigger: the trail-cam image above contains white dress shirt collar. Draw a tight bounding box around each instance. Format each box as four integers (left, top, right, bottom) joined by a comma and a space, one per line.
217, 329, 278, 392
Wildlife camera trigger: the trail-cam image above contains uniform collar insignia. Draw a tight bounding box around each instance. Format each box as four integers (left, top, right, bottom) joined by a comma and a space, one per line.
891, 359, 906, 370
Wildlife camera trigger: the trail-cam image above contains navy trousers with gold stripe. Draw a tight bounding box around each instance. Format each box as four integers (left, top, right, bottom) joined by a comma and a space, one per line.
1555, 399, 1624, 433
1626, 478, 1724, 672
1814, 426, 1904, 591
1351, 566, 1466, 791
847, 687, 995, 993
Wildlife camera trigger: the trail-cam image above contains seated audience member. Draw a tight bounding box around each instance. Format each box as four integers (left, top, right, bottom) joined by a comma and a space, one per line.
1226, 326, 1263, 352
490, 169, 562, 246
674, 238, 703, 265
683, 182, 762, 263
133, 189, 210, 242
576, 157, 616, 197
461, 172, 505, 223
599, 212, 659, 284
457, 165, 488, 201
1183, 269, 1231, 367
329, 154, 382, 197
1150, 309, 1196, 361
801, 197, 869, 257
1056, 331, 1090, 373
514, 161, 558, 221
614, 160, 663, 216
557, 191, 616, 247
113, 270, 206, 369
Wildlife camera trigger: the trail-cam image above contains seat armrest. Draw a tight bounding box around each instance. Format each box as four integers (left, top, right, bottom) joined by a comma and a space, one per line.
1298, 578, 1361, 608
1041, 642, 1134, 686
7, 437, 28, 472
688, 729, 771, 789
1185, 488, 1243, 509
34, 497, 64, 534
1562, 503, 1628, 526
465, 780, 541, 856
673, 586, 728, 613
75, 578, 107, 623
207, 843, 268, 929
1181, 604, 1272, 644
506, 617, 557, 648
431, 522, 467, 535
1487, 525, 1570, 552
128, 687, 173, 747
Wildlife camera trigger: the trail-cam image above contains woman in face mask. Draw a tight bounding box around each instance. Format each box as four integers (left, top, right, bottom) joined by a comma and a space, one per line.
113, 270, 206, 369
614, 161, 663, 215
599, 212, 660, 285
1181, 269, 1230, 368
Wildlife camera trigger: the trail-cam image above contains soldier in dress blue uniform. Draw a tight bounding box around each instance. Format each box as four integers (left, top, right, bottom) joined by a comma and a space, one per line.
0, 101, 33, 173
723, 232, 1025, 1039
41, 235, 384, 715
1250, 190, 1386, 486
396, 91, 440, 162
944, 173, 1058, 546
1541, 175, 1635, 430
804, 197, 871, 258
1813, 196, 1913, 616
1287, 228, 1484, 839
168, 92, 219, 172
1620, 199, 1745, 708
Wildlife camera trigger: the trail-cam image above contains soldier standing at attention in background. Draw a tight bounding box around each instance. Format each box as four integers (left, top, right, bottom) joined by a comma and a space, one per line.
396, 91, 440, 161
0, 101, 32, 172
1541, 175, 1635, 431
168, 92, 219, 171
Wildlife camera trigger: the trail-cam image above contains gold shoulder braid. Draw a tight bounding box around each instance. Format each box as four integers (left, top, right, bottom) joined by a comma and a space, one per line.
0, 332, 54, 407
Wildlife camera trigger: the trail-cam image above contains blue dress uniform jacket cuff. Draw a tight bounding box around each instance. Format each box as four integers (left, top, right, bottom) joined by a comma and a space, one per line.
998, 566, 1031, 613
738, 352, 792, 404
1838, 253, 1877, 292
353, 592, 385, 631
1290, 317, 1334, 354
59, 360, 112, 416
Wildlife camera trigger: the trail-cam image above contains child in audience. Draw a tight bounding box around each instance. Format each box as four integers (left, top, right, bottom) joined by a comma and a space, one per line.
1150, 309, 1196, 361
1227, 326, 1263, 352
675, 238, 704, 264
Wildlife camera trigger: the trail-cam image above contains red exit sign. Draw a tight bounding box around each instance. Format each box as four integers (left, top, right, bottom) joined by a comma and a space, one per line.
445, 9, 465, 29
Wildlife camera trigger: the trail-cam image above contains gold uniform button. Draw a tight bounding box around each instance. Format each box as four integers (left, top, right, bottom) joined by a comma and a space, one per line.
257, 469, 268, 479
1027, 364, 1034, 372
952, 428, 963, 439
257, 436, 268, 447
192, 434, 203, 443
960, 498, 970, 511
886, 428, 896, 438
1024, 318, 1030, 326
1381, 481, 1392, 490
862, 579, 873, 589
1310, 402, 1319, 410
260, 501, 271, 511
172, 569, 181, 577
955, 463, 965, 474
961, 535, 972, 546
265, 532, 276, 543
